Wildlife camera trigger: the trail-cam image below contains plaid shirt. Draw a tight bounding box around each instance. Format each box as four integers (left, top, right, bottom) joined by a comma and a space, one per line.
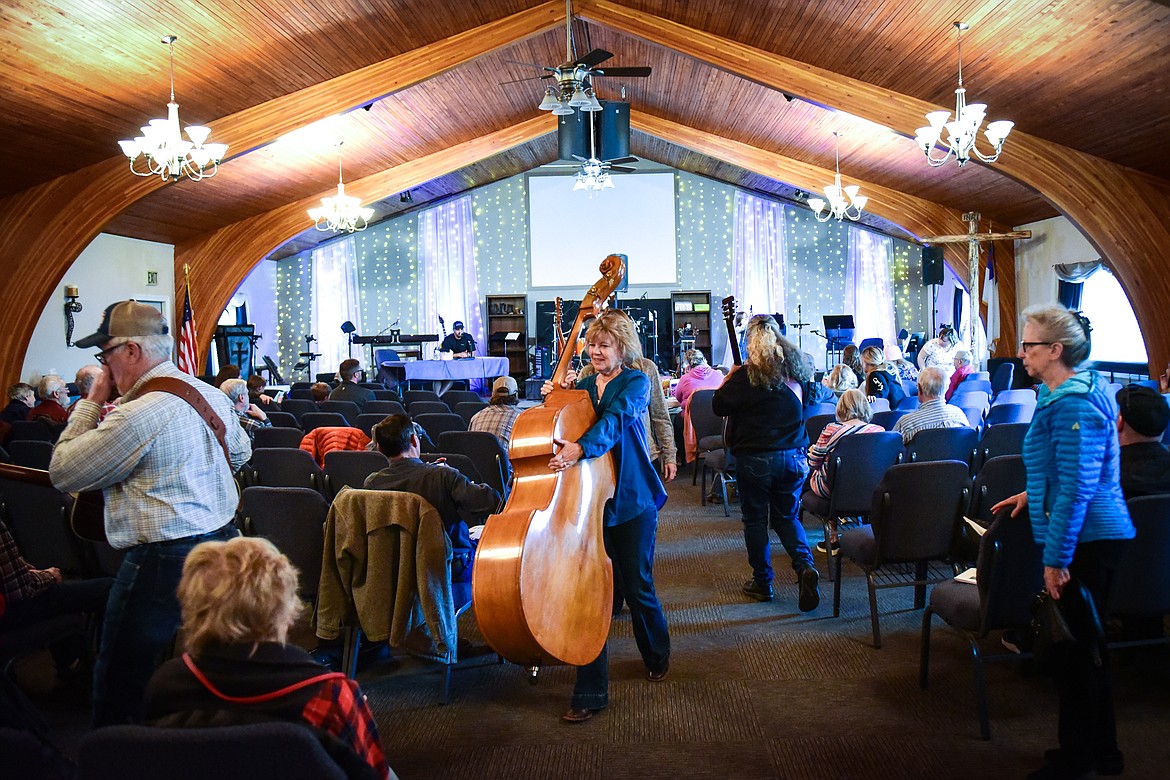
0, 518, 54, 605
232, 407, 272, 440
50, 362, 251, 549
468, 403, 522, 447
301, 678, 389, 779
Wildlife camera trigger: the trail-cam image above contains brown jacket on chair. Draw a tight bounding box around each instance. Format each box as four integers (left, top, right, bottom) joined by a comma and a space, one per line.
316, 488, 459, 663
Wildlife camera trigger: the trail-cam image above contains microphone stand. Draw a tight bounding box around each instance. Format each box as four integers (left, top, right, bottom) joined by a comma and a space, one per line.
789, 304, 811, 354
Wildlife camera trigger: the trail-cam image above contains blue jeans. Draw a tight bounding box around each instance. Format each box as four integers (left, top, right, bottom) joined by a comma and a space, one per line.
571, 506, 670, 710
92, 524, 238, 727
737, 449, 814, 584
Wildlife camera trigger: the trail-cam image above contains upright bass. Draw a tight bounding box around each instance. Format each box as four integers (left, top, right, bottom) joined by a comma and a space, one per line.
472, 256, 625, 667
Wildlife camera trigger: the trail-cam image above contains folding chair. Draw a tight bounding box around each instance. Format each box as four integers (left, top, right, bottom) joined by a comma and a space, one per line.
318, 400, 361, 426
687, 389, 724, 486
237, 486, 328, 602
300, 412, 349, 433
413, 413, 467, 447
438, 431, 511, 498
250, 448, 326, 494
984, 403, 1034, 427
323, 450, 389, 497
253, 427, 306, 449
441, 390, 483, 407
454, 401, 488, 428
408, 401, 451, 417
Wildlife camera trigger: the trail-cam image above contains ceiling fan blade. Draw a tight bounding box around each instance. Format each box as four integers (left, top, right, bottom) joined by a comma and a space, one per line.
504, 59, 549, 70
497, 75, 544, 86
571, 154, 589, 163
603, 156, 638, 165
592, 66, 652, 78
574, 48, 613, 68
608, 165, 637, 173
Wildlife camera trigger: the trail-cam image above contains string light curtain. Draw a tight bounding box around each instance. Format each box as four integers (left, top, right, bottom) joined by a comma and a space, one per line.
732, 191, 787, 322
418, 196, 482, 354
311, 236, 362, 374
843, 227, 896, 346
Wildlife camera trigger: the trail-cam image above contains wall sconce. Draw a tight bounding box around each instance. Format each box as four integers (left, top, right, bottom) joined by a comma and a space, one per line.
64, 285, 83, 347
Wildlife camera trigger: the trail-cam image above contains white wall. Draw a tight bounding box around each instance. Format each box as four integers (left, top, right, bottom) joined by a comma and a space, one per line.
1014, 215, 1098, 313
22, 233, 174, 385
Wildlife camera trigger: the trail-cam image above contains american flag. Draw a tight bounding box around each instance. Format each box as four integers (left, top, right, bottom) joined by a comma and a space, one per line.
177, 281, 199, 375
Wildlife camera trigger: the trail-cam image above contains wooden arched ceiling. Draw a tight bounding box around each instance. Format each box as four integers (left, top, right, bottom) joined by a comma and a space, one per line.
0, 0, 1167, 380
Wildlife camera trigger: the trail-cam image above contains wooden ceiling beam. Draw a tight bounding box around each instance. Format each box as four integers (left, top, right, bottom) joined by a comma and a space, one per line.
176, 116, 554, 363
582, 0, 1170, 372
0, 1, 564, 384
633, 111, 1017, 354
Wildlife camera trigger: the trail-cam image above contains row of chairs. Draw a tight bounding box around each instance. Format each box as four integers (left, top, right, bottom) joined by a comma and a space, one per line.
268, 400, 487, 433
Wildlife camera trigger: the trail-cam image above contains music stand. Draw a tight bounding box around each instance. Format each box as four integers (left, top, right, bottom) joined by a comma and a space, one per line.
822, 315, 855, 367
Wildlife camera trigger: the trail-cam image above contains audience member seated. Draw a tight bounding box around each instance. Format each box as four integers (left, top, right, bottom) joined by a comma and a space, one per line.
807, 389, 884, 499
142, 537, 392, 780
328, 360, 374, 410
893, 367, 971, 444
884, 345, 919, 384
221, 378, 272, 440
70, 365, 116, 419
1, 382, 35, 423
247, 374, 275, 406
1115, 384, 1170, 499
469, 376, 522, 447
821, 364, 858, 398
0, 517, 112, 683
674, 349, 724, 411
210, 364, 240, 389
945, 348, 975, 401
841, 344, 864, 383
364, 414, 499, 584
300, 426, 371, 468
310, 382, 332, 403
29, 375, 70, 424
861, 345, 906, 409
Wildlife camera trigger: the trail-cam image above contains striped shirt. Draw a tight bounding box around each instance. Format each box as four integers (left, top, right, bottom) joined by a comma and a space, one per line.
893, 398, 971, 444
807, 421, 885, 498
50, 362, 251, 550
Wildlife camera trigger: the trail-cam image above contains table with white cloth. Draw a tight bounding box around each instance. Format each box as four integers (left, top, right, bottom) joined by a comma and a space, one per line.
379, 357, 511, 395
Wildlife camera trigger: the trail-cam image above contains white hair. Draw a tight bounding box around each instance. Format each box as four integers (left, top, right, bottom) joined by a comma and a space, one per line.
220, 378, 248, 405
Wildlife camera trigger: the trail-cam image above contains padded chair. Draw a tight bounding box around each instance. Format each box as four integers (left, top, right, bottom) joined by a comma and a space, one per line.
958, 378, 993, 396
869, 398, 891, 413
413, 413, 467, 447
901, 378, 918, 398
990, 363, 1015, 397
437, 430, 511, 499
408, 401, 451, 417
967, 455, 1027, 525
318, 489, 480, 704
359, 382, 385, 391
7, 440, 53, 470
1106, 495, 1170, 651
364, 400, 407, 417
871, 410, 908, 431
77, 722, 348, 780
835, 460, 971, 647
419, 453, 484, 484
804, 413, 837, 448
300, 412, 349, 433
687, 389, 724, 486
803, 401, 838, 420
317, 400, 361, 426
323, 450, 389, 497
279, 398, 318, 422
290, 382, 313, 391
454, 401, 489, 428
441, 390, 482, 407
265, 411, 300, 429
0, 475, 91, 577
960, 404, 985, 433
974, 424, 1029, 472
354, 413, 385, 437
896, 395, 920, 411
991, 388, 1037, 407
800, 431, 904, 574
904, 426, 979, 468
984, 403, 1034, 427
237, 486, 328, 603
403, 390, 441, 405
371, 389, 401, 401
287, 388, 315, 400
951, 391, 990, 411
858, 337, 884, 352
250, 448, 326, 494
253, 426, 306, 449
700, 419, 737, 516
919, 508, 1043, 739
7, 419, 57, 443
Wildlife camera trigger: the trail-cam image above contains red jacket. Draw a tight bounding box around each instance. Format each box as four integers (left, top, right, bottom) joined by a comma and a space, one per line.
299, 427, 371, 467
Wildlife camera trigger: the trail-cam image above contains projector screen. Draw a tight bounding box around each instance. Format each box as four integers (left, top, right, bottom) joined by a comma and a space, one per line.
528, 172, 677, 288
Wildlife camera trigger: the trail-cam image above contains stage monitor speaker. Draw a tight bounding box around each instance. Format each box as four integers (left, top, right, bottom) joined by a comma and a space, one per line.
557, 112, 589, 161
599, 101, 630, 160
922, 246, 945, 286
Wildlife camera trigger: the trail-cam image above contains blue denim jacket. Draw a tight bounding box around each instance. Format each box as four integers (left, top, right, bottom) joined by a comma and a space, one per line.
577, 368, 667, 526
1023, 370, 1134, 568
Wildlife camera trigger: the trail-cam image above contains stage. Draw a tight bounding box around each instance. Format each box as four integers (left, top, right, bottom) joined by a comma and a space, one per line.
380, 356, 510, 394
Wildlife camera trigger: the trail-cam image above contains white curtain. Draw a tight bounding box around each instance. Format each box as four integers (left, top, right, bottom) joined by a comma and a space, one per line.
844, 227, 896, 345
311, 236, 361, 376
732, 191, 787, 321
418, 196, 482, 354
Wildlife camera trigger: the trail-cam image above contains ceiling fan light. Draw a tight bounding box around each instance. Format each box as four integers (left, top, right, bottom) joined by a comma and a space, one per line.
538, 89, 559, 111
551, 104, 575, 116
568, 87, 590, 107
583, 92, 603, 112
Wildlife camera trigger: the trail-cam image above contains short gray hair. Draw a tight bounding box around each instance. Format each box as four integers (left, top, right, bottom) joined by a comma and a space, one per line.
220, 378, 248, 405
918, 367, 947, 399
953, 348, 972, 366
106, 333, 175, 363
37, 374, 65, 400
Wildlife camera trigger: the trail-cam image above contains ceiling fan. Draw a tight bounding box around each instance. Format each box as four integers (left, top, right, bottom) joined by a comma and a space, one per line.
543, 109, 638, 192
514, 0, 652, 115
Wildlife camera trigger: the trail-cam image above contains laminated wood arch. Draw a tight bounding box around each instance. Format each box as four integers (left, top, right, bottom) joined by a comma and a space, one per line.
0, 2, 564, 383
581, 0, 1170, 371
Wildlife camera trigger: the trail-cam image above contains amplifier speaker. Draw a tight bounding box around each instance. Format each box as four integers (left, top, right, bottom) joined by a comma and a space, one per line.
922, 246, 945, 286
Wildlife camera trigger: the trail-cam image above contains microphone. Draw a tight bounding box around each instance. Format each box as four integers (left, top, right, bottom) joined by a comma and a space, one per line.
375, 318, 400, 337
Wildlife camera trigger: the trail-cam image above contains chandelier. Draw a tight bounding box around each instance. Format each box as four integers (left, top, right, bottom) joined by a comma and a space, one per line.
308, 143, 374, 233
914, 22, 1014, 167
117, 35, 228, 182
808, 132, 868, 222
573, 160, 614, 192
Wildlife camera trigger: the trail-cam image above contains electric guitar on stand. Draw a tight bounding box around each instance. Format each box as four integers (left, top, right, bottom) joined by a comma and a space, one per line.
722, 295, 743, 367
437, 314, 447, 357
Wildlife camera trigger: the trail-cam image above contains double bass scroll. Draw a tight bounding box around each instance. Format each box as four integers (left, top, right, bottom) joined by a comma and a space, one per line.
472, 255, 626, 667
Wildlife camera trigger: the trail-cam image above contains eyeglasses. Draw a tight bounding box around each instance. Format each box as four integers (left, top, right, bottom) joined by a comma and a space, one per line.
95, 343, 129, 365
1020, 341, 1055, 350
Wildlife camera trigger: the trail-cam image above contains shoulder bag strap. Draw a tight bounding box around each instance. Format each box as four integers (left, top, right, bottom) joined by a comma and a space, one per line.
139, 377, 231, 466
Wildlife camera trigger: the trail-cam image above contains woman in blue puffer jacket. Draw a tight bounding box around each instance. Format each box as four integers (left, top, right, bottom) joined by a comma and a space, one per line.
993, 304, 1134, 780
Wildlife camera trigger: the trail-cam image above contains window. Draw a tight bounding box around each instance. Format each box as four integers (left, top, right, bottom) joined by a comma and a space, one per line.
1079, 268, 1147, 364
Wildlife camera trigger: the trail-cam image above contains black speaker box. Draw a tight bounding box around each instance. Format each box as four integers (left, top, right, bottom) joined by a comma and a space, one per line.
555, 101, 631, 161
922, 246, 945, 286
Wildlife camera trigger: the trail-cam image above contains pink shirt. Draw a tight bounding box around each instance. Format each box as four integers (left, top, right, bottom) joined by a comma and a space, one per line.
674, 365, 725, 411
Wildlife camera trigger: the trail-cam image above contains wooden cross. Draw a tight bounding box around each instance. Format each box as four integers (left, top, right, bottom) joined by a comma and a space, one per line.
920, 211, 1031, 365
